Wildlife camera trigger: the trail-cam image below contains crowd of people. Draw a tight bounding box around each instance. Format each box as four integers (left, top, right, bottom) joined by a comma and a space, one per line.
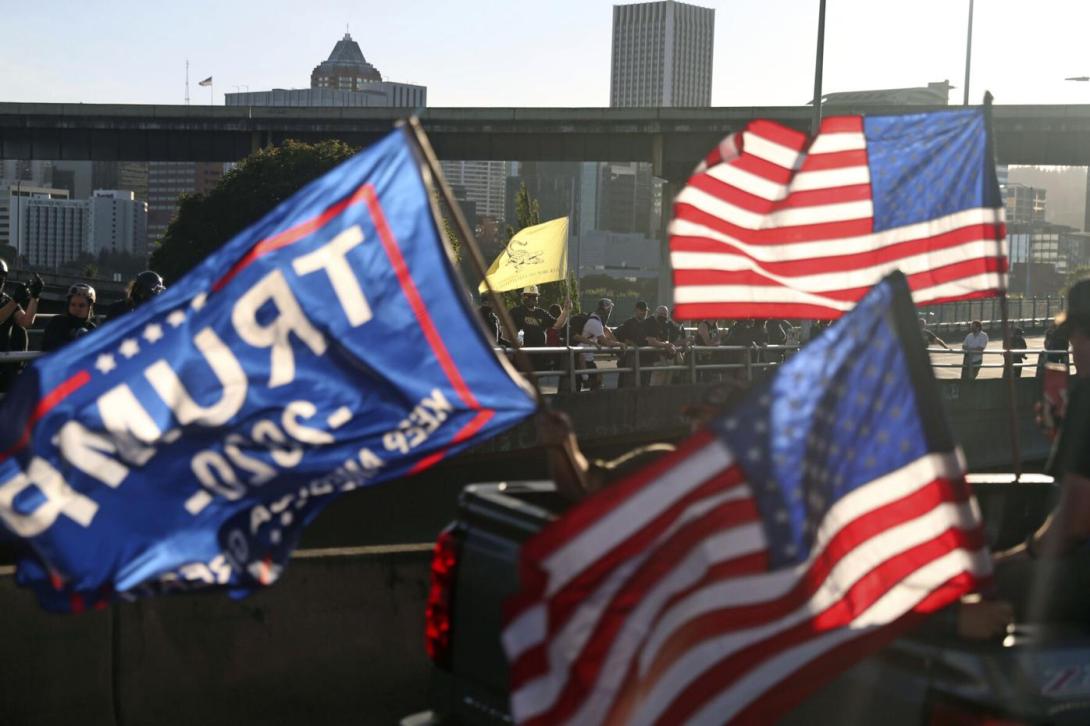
0, 266, 166, 390
484, 288, 805, 391
483, 289, 1066, 391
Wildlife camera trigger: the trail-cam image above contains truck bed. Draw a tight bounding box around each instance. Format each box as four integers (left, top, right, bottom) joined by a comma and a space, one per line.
421, 474, 1090, 725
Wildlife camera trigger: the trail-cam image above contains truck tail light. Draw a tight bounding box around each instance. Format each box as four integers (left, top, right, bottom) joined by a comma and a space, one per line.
425, 527, 460, 669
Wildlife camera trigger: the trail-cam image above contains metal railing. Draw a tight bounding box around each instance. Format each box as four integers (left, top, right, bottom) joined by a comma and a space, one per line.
920, 296, 1064, 332
0, 339, 1068, 389
499, 343, 1074, 391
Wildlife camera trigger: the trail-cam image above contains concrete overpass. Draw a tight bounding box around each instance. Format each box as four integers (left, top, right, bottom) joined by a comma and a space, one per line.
2, 102, 1090, 182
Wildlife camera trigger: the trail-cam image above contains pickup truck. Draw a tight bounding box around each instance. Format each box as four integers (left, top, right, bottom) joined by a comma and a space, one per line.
405, 475, 1090, 725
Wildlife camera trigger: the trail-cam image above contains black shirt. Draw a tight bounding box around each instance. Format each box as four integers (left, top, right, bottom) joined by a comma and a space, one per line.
42, 314, 96, 353
509, 305, 556, 347
1047, 377, 1090, 479
105, 298, 136, 322
616, 315, 649, 346
0, 293, 22, 353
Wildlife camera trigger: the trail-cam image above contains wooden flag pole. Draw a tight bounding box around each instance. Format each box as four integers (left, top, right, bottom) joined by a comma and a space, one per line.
983, 91, 1023, 480
399, 116, 544, 405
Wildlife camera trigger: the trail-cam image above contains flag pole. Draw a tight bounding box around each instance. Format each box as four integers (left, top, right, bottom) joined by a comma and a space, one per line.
811, 0, 827, 135
400, 116, 544, 405
983, 91, 1022, 480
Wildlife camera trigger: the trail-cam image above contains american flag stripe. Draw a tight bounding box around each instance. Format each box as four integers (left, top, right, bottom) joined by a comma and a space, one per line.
632, 501, 983, 690
669, 113, 1006, 320
653, 560, 988, 726
552, 513, 985, 726
505, 448, 982, 725
670, 212, 1003, 265
675, 185, 874, 230
673, 269, 1006, 319
506, 482, 758, 686
509, 448, 963, 662
672, 240, 1003, 292
705, 143, 866, 188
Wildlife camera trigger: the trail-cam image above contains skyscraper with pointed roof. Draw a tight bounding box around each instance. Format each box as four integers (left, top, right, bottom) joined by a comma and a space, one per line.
311, 33, 383, 90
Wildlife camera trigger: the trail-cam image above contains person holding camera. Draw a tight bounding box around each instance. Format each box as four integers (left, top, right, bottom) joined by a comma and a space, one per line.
0, 260, 43, 390
42, 283, 97, 353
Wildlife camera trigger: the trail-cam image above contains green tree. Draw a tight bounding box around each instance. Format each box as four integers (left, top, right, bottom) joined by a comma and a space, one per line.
150, 139, 357, 282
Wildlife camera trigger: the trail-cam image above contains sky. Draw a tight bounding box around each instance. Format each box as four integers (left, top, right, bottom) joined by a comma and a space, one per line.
3, 0, 1090, 108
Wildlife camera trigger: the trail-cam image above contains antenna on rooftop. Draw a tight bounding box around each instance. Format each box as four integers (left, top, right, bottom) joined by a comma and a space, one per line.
185, 59, 190, 105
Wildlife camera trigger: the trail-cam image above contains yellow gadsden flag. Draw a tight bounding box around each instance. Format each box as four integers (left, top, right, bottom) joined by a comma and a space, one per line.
478, 217, 569, 293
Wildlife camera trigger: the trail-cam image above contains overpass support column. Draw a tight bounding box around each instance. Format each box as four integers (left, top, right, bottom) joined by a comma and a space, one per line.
658, 178, 675, 308
651, 133, 665, 180
249, 131, 272, 156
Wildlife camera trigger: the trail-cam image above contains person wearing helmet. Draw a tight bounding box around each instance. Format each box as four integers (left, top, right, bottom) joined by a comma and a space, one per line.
507, 285, 572, 348
42, 283, 97, 353
106, 270, 165, 320
0, 259, 43, 390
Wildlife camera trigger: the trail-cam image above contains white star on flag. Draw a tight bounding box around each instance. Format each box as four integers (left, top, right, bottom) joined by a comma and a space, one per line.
191, 293, 207, 311
143, 323, 164, 343
94, 354, 116, 374
166, 310, 186, 328
119, 339, 140, 359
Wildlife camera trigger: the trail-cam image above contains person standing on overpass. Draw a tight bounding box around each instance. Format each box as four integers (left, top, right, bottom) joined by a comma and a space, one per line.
961, 320, 988, 381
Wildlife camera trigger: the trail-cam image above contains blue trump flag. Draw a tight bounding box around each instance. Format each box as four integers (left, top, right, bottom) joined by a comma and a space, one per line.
0, 128, 537, 610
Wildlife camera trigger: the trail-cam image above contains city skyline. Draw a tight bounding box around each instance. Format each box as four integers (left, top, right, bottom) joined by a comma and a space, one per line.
3, 0, 1090, 109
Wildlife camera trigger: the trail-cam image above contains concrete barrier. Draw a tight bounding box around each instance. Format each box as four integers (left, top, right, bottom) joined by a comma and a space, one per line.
0, 545, 433, 726
941, 377, 1051, 468
474, 377, 1048, 471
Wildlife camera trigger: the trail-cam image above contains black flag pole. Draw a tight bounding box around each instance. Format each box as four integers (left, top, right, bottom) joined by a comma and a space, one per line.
983, 91, 1023, 480
399, 117, 544, 405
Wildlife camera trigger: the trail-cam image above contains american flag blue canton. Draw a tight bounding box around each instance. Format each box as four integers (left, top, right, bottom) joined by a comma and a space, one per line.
866, 110, 1002, 232
0, 128, 537, 611
714, 277, 940, 568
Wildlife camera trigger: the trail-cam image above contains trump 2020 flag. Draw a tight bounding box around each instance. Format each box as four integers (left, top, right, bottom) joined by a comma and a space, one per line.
670, 108, 1007, 320
0, 128, 537, 610
502, 272, 990, 725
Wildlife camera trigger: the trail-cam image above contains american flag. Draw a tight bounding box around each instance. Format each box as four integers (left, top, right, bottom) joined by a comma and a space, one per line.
502, 273, 991, 725
669, 108, 1007, 320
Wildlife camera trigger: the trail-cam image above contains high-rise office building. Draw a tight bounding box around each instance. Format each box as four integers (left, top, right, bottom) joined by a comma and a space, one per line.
440, 161, 510, 222
610, 0, 715, 108
147, 162, 224, 245
0, 183, 70, 252
23, 197, 89, 268
4, 188, 148, 268
311, 33, 383, 90
89, 190, 148, 258
1005, 183, 1047, 226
